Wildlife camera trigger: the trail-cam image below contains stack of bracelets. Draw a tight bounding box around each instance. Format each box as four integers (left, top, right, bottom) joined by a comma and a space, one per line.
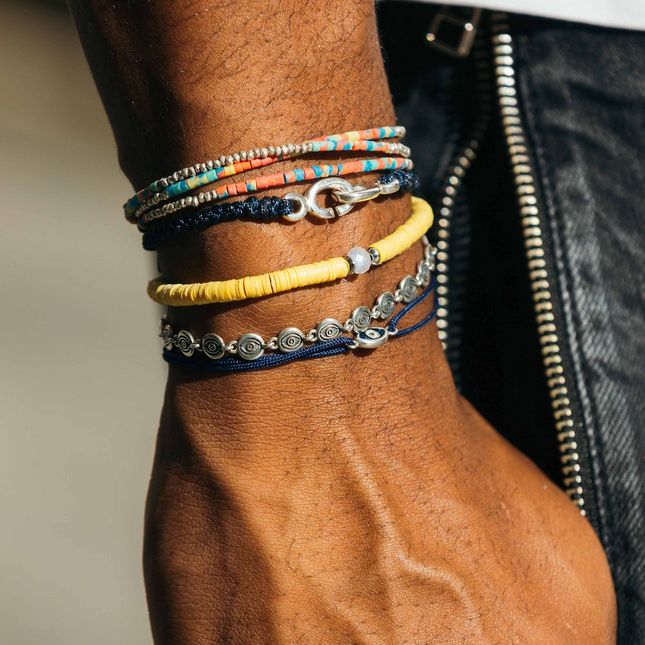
125, 126, 439, 372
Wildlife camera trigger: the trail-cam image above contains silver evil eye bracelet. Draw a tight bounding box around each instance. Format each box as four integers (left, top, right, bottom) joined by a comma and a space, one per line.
160, 240, 437, 362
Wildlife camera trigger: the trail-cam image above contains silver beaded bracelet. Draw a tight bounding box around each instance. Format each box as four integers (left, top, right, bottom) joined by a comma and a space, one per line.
160, 240, 436, 362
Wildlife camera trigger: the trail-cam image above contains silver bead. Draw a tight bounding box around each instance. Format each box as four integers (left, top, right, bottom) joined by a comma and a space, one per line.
159, 178, 169, 188
277, 327, 305, 353
213, 160, 222, 168
275, 146, 282, 156
237, 333, 265, 361
260, 148, 269, 158
254, 148, 261, 157
399, 276, 418, 303
206, 160, 214, 169
240, 151, 247, 161
233, 153, 241, 162
368, 247, 381, 265
352, 306, 372, 332
417, 260, 432, 286
377, 292, 396, 319
268, 146, 276, 155
316, 318, 343, 341
247, 150, 255, 160
226, 155, 234, 166
202, 333, 226, 360
161, 324, 174, 350
177, 330, 196, 357
288, 143, 295, 154
219, 155, 227, 165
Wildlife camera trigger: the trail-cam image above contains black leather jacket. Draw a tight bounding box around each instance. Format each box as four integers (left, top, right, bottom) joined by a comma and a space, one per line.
380, 5, 645, 642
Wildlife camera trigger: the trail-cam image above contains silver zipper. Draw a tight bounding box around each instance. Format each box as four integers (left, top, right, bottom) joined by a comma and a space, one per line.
432, 36, 493, 376
489, 14, 585, 513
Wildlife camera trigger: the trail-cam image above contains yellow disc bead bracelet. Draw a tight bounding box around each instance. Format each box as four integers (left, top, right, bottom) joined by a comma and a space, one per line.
147, 196, 434, 307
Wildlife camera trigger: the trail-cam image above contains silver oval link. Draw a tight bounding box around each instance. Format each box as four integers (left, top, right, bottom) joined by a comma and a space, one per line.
263, 337, 279, 351
333, 184, 380, 205
305, 178, 355, 219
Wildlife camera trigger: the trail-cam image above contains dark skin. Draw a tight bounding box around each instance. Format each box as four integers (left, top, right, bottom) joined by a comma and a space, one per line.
69, 1, 616, 643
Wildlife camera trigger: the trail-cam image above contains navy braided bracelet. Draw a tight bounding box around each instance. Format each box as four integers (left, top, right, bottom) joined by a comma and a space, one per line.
142, 170, 420, 251
142, 196, 291, 250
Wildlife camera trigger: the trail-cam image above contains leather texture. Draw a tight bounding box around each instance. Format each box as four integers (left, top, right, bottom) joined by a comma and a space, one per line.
380, 5, 645, 642
513, 16, 645, 642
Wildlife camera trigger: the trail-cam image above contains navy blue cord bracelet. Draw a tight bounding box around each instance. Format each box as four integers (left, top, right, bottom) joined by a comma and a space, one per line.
162, 277, 437, 373
142, 170, 420, 251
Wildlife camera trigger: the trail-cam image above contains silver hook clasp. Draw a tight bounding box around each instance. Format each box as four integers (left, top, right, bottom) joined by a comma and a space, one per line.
283, 177, 355, 221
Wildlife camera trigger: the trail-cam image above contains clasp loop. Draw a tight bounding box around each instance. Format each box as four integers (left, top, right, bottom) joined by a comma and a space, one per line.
284, 177, 355, 221
283, 176, 403, 222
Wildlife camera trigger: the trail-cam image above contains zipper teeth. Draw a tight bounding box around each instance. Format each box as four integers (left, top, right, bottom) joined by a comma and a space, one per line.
490, 14, 585, 513
435, 37, 493, 369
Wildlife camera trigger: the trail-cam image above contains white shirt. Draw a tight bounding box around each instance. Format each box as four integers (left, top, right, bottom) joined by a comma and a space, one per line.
407, 0, 645, 31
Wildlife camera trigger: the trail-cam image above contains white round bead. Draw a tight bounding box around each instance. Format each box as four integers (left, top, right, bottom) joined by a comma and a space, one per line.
347, 247, 372, 275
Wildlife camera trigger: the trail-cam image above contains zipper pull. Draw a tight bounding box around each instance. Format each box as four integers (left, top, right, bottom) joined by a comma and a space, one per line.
426, 6, 482, 57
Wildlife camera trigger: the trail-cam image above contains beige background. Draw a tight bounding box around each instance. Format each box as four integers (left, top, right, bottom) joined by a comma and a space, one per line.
0, 1, 163, 642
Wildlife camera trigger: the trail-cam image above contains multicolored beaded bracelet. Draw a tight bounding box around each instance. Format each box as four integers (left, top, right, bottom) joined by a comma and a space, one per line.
141, 170, 420, 251
130, 139, 410, 221
137, 157, 413, 228
146, 196, 433, 306
160, 264, 437, 368
124, 126, 406, 219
